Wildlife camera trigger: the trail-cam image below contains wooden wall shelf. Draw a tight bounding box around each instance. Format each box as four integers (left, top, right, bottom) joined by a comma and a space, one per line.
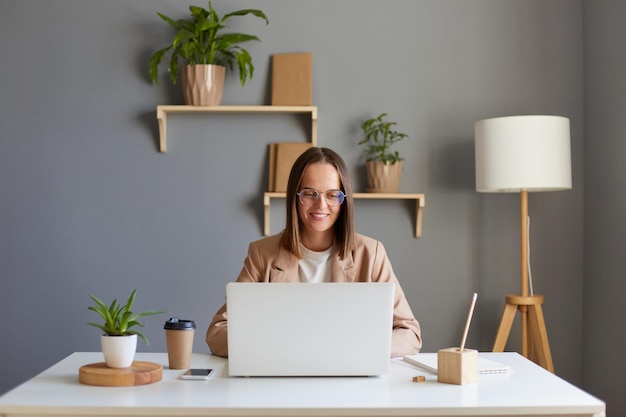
156, 105, 318, 152
263, 192, 425, 238
154, 106, 424, 239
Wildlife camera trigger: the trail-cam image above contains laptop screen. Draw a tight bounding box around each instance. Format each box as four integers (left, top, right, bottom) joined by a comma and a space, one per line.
226, 282, 394, 377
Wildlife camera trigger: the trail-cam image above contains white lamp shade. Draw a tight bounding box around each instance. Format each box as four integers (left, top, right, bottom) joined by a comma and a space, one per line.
475, 115, 572, 192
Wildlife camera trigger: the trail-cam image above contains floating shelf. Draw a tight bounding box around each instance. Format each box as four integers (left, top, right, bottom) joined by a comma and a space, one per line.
263, 192, 425, 238
156, 105, 318, 152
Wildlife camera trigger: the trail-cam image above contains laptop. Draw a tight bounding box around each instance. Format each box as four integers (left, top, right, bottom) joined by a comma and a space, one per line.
226, 282, 394, 377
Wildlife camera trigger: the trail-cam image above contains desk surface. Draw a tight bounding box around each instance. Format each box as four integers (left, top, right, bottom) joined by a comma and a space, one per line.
0, 352, 605, 417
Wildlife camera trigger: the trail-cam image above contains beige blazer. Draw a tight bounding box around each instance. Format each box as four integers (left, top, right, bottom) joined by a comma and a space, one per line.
206, 232, 422, 358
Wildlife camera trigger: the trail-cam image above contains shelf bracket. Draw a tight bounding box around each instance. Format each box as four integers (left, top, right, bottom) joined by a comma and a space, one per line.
156, 107, 167, 153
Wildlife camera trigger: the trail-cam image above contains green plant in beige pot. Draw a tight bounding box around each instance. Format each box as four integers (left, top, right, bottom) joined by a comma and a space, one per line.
149, 1, 269, 106
88, 289, 165, 368
359, 113, 409, 193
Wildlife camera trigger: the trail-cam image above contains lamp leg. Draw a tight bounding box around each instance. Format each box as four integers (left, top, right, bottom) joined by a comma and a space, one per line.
492, 295, 555, 373
528, 303, 555, 372
521, 305, 529, 357
492, 303, 517, 352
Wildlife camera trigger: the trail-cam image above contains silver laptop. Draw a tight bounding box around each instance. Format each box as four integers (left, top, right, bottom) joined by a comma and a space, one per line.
226, 282, 394, 377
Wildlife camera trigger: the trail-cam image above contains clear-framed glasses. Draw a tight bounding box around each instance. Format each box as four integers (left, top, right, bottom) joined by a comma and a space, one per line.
297, 188, 346, 206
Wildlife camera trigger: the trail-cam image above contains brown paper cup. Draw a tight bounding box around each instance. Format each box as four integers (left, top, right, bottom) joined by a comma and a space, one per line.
163, 318, 196, 369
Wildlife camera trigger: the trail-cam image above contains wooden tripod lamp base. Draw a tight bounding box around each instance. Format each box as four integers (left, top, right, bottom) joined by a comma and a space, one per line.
492, 294, 555, 373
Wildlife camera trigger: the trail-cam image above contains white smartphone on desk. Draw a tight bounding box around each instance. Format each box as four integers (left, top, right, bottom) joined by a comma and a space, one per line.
180, 368, 215, 380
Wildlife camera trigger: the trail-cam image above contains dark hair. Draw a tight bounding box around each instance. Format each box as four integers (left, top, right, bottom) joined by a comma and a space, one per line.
281, 147, 355, 259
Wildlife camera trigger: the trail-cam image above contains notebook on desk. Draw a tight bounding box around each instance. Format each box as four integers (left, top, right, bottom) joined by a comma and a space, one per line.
403, 353, 511, 374
226, 282, 394, 377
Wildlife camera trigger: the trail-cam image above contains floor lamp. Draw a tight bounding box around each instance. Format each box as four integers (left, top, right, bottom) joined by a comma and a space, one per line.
474, 115, 572, 373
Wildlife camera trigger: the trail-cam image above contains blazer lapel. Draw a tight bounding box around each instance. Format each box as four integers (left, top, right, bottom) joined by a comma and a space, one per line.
269, 245, 300, 282
332, 249, 356, 282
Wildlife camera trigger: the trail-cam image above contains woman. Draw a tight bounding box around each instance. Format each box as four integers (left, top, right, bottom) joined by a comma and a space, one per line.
206, 147, 422, 357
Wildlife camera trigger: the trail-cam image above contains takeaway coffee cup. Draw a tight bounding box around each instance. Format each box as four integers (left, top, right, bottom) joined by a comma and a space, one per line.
163, 317, 196, 369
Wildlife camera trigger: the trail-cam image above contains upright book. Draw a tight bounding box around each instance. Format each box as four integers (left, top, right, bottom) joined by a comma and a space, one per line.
271, 53, 313, 106
268, 142, 313, 192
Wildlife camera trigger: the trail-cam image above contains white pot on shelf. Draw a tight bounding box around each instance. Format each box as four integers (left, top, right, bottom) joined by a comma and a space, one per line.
100, 334, 137, 368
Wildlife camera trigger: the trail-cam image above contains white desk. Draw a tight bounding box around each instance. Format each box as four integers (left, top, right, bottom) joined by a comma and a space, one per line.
0, 352, 605, 417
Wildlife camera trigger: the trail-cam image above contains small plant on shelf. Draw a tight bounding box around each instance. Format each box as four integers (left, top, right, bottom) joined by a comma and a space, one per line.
359, 113, 408, 165
358, 113, 409, 193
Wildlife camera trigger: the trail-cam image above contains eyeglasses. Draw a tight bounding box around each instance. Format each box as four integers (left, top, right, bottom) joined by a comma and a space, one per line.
297, 188, 346, 206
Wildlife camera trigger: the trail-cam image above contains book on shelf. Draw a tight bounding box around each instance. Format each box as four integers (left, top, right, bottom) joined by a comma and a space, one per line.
268, 142, 314, 192
271, 53, 313, 106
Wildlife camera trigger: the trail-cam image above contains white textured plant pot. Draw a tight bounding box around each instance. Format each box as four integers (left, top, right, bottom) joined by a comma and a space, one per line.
181, 64, 226, 106
366, 161, 403, 193
101, 334, 137, 368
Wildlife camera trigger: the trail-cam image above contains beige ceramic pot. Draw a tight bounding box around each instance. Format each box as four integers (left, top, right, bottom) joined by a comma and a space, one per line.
180, 64, 226, 106
366, 160, 403, 193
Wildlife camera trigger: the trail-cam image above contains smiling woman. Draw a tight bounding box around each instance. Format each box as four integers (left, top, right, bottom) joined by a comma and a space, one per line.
293, 163, 343, 252
205, 147, 422, 359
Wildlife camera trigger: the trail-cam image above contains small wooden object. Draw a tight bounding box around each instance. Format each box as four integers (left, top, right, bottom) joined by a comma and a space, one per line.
437, 348, 478, 385
437, 293, 478, 385
79, 361, 162, 386
412, 375, 426, 383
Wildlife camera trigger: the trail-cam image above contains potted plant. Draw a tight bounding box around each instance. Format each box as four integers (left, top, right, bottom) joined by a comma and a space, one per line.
149, 1, 269, 106
88, 289, 165, 368
359, 113, 409, 193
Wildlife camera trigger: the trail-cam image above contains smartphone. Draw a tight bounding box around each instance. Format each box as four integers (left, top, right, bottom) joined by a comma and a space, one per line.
180, 368, 215, 380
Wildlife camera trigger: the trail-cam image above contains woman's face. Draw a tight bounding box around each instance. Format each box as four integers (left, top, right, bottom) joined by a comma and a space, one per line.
297, 162, 342, 244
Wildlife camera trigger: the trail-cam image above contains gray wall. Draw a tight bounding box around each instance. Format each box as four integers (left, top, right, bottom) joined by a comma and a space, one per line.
583, 2, 626, 416
0, 0, 613, 412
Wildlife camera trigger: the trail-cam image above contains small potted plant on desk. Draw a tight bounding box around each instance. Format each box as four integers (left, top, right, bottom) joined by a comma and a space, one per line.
149, 1, 269, 106
359, 113, 409, 193
88, 289, 165, 368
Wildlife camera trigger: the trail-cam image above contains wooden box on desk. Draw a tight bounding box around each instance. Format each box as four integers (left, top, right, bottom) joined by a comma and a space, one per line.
437, 348, 478, 385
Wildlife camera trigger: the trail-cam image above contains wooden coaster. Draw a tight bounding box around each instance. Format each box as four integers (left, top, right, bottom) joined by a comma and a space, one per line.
79, 361, 162, 386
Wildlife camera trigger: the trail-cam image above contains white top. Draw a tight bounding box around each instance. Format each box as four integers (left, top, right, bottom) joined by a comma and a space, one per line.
0, 352, 605, 417
298, 245, 332, 283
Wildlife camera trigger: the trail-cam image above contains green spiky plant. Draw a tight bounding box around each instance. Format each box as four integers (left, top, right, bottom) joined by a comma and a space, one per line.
359, 113, 408, 164
149, 1, 269, 86
87, 289, 165, 346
